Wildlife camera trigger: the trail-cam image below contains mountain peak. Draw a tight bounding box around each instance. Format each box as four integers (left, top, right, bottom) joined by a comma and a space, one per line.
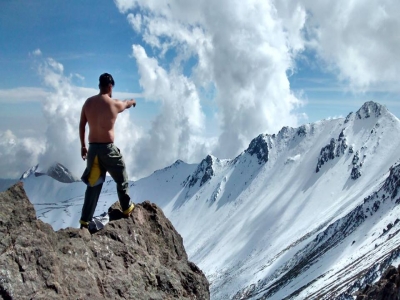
20, 164, 39, 180
46, 162, 79, 183
245, 134, 269, 164
356, 101, 387, 119
26, 162, 79, 183
187, 154, 216, 188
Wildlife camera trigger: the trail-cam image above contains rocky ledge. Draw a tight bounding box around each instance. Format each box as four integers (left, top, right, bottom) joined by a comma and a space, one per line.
0, 183, 209, 299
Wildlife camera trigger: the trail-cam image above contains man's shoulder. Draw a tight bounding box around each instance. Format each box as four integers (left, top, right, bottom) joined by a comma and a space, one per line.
87, 95, 99, 101
85, 95, 103, 105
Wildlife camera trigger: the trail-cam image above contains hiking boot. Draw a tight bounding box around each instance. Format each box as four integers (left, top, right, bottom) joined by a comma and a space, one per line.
123, 203, 135, 218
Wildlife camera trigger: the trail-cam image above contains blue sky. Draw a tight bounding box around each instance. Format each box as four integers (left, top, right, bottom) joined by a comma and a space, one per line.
1, 0, 399, 179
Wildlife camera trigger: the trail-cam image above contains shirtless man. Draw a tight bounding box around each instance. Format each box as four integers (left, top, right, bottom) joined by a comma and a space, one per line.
79, 73, 136, 229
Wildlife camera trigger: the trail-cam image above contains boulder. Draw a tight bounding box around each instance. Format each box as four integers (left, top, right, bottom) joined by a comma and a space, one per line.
0, 183, 209, 299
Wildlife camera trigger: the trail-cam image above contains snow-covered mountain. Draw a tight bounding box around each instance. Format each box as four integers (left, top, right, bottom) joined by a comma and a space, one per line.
20, 101, 400, 299
20, 162, 79, 183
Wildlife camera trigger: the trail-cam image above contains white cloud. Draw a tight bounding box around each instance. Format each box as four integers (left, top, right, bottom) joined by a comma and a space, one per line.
300, 0, 400, 91
127, 13, 142, 32
130, 45, 209, 174
0, 130, 45, 178
35, 58, 86, 175
115, 0, 305, 159
32, 48, 42, 56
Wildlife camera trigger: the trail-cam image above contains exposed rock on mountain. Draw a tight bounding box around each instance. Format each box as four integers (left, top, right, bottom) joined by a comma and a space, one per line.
0, 183, 209, 299
356, 101, 385, 119
44, 163, 79, 183
245, 134, 269, 164
187, 155, 216, 188
355, 265, 400, 300
21, 162, 79, 183
19, 164, 39, 180
316, 130, 348, 173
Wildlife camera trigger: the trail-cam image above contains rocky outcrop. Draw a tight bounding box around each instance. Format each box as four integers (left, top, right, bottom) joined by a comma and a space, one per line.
316, 130, 348, 173
355, 265, 400, 300
187, 155, 215, 188
356, 101, 385, 119
21, 163, 79, 183
245, 134, 269, 164
0, 183, 209, 299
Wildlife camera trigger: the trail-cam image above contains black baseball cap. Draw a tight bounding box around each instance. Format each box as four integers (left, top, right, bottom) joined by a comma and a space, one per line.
99, 73, 115, 87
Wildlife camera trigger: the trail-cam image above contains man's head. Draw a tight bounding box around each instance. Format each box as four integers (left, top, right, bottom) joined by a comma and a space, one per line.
99, 73, 115, 96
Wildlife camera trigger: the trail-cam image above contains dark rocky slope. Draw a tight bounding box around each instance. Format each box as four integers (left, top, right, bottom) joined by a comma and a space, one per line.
355, 265, 400, 300
0, 183, 209, 299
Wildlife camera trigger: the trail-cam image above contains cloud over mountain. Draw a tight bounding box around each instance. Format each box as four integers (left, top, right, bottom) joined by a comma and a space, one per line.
116, 0, 304, 159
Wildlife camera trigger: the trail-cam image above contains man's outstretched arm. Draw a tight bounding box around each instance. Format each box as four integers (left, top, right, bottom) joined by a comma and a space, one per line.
79, 106, 88, 160
115, 99, 136, 113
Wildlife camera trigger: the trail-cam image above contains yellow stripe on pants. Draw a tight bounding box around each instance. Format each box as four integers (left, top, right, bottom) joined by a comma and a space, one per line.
88, 155, 101, 187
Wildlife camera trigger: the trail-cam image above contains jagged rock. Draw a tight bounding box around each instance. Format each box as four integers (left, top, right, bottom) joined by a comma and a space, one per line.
296, 125, 307, 137
316, 128, 350, 172
187, 155, 215, 188
350, 151, 363, 180
356, 101, 385, 119
352, 151, 360, 165
355, 265, 400, 300
43, 163, 79, 183
20, 164, 39, 180
345, 112, 353, 123
351, 165, 362, 180
21, 163, 79, 183
246, 134, 269, 164
0, 183, 209, 300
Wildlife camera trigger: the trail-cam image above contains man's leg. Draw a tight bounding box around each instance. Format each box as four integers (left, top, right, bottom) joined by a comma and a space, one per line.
80, 183, 103, 227
101, 145, 133, 213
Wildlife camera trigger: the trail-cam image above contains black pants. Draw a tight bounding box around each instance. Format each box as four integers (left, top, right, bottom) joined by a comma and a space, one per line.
80, 143, 131, 223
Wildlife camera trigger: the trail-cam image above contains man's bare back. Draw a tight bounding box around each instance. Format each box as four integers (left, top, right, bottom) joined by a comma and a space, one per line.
83, 94, 125, 143
79, 78, 136, 160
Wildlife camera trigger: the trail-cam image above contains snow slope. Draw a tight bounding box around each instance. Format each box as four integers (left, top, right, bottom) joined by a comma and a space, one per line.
20, 101, 400, 299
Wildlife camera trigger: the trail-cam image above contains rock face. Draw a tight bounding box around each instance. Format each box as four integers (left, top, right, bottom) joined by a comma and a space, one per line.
0, 183, 209, 299
355, 265, 400, 300
245, 134, 269, 164
187, 155, 215, 188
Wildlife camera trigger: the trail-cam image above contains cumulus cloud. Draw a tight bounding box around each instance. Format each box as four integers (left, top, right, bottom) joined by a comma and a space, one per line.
35, 58, 87, 174
300, 0, 400, 91
115, 0, 305, 159
0, 130, 45, 178
129, 45, 209, 174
